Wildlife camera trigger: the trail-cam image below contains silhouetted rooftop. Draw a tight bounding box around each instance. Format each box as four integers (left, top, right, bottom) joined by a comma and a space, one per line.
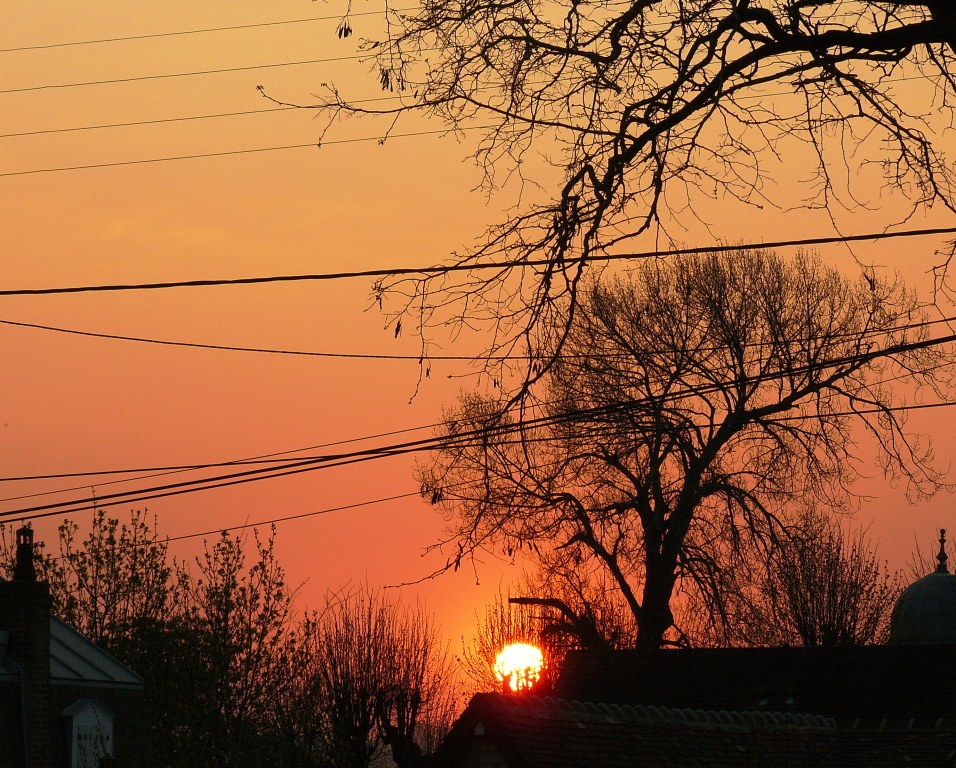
435, 694, 842, 768
555, 645, 956, 721
434, 693, 956, 768
49, 616, 143, 687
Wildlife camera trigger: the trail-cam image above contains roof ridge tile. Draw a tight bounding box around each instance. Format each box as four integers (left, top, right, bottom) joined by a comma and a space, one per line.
511, 696, 837, 731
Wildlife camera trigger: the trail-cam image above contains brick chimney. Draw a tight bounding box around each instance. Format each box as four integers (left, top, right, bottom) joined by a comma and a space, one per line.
0, 526, 52, 768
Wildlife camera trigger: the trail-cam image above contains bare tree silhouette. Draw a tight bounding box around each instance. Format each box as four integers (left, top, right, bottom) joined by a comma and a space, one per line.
287, 587, 459, 768
684, 508, 904, 647
754, 513, 903, 647
420, 250, 951, 651
304, 0, 956, 368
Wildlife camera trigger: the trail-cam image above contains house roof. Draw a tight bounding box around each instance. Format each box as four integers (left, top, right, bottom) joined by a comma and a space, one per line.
434, 694, 844, 768
840, 720, 956, 768
49, 616, 143, 688
435, 694, 956, 768
555, 646, 956, 721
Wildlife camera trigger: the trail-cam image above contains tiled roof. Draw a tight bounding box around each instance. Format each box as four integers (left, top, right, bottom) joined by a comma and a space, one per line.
435, 647, 956, 768
556, 646, 956, 720
435, 694, 845, 768
840, 721, 956, 768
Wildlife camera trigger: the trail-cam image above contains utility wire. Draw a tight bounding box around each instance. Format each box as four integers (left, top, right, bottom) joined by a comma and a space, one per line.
4, 337, 953, 502
0, 125, 472, 178
4, 327, 956, 522
30, 491, 422, 562
2, 72, 928, 140
0, 401, 634, 519
5, 308, 950, 502
0, 308, 953, 483
2, 226, 955, 296
0, 91, 415, 139
1, 60, 927, 138
0, 87, 460, 139
0, 454, 409, 489
0, 143, 314, 176
105, 490, 421, 544
0, 450, 426, 522
16, 393, 956, 557
0, 421, 440, 492
0, 5, 897, 56
0, 428, 568, 522
0, 74, 928, 174
0, 318, 492, 361
4, 301, 955, 363
0, 52, 377, 95
0, 95, 419, 140
0, 9, 415, 53
7, 396, 956, 526
2, 271, 953, 504
0, 107, 297, 139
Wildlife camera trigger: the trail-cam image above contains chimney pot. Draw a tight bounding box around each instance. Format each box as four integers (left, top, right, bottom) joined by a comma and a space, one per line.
13, 525, 37, 582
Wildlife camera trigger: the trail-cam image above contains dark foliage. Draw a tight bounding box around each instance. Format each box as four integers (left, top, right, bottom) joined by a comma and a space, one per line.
1, 516, 456, 768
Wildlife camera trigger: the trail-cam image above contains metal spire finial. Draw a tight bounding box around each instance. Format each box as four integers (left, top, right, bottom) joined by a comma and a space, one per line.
936, 528, 949, 573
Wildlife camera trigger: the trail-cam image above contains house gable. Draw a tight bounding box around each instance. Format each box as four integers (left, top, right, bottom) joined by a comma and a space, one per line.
50, 617, 143, 689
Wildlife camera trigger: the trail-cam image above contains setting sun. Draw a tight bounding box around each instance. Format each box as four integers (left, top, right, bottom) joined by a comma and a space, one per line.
494, 643, 544, 692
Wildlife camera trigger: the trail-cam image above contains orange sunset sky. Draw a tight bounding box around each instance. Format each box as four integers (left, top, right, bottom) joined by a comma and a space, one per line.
3, 0, 956, 646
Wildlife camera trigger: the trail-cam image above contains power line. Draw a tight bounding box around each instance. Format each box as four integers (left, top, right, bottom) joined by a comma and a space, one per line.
5, 318, 949, 506
4, 327, 956, 522
111, 490, 421, 544
0, 9, 414, 54
0, 88, 443, 140
0, 430, 540, 523
0, 318, 492, 361
2, 69, 927, 141
0, 125, 471, 178
22, 394, 956, 559
2, 226, 955, 296
3, 312, 952, 498
1, 398, 630, 520
0, 52, 373, 95
4, 298, 955, 364
0, 450, 422, 522
0, 421, 440, 493
0, 71, 928, 174
0, 94, 427, 140
8, 395, 956, 526
0, 107, 296, 139
31, 491, 422, 562
1, 403, 583, 519
0, 454, 402, 487
13, 395, 956, 554
3, 70, 928, 141
0, 92, 409, 139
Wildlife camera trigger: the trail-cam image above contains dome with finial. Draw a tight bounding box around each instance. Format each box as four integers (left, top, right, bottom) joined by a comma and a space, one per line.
889, 529, 956, 645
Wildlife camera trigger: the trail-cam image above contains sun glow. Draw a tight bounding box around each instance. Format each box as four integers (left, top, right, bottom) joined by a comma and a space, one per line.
494, 643, 544, 692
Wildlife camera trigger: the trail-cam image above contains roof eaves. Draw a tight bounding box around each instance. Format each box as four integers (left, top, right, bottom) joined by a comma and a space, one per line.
49, 616, 143, 687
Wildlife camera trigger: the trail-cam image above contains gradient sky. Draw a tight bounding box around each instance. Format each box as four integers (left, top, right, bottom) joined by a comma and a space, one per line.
3, 1, 956, 647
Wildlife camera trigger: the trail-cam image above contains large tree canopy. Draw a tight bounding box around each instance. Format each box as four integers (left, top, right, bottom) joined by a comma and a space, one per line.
314, 0, 956, 356
420, 250, 951, 651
